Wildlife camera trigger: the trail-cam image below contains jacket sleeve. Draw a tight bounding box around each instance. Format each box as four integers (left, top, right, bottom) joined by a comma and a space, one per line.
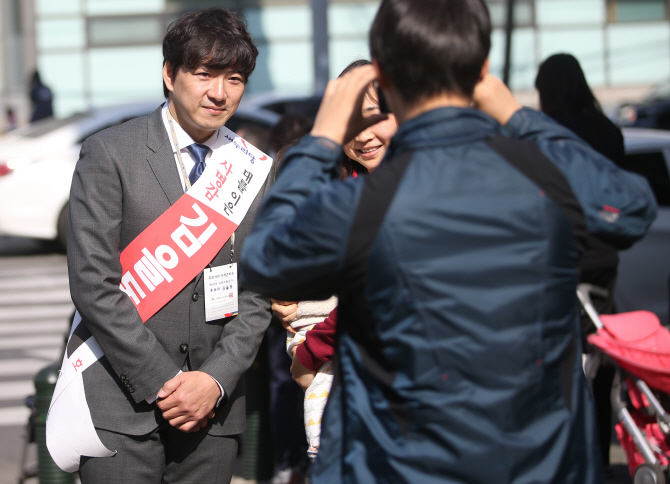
296, 307, 338, 372
67, 134, 180, 403
199, 172, 274, 396
239, 135, 361, 301
504, 108, 657, 249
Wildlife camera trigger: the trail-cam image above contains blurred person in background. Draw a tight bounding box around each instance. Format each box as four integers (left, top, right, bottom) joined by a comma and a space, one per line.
240, 0, 657, 482
236, 123, 272, 155
270, 114, 314, 156
535, 53, 624, 166
5, 107, 17, 132
29, 70, 53, 122
536, 53, 626, 474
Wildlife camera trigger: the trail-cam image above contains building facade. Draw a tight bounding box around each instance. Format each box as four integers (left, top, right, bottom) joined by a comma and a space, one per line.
1, 0, 669, 125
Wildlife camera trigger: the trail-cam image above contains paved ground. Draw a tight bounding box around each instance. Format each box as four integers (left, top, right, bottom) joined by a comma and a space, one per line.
608, 445, 633, 484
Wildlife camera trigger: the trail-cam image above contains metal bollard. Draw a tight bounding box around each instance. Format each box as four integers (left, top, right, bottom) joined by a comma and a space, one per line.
241, 336, 273, 481
33, 363, 75, 484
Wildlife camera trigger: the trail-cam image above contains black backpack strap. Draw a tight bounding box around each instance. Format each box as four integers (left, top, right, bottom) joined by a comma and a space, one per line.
337, 149, 415, 436
487, 135, 588, 411
486, 135, 588, 256
343, 149, 415, 284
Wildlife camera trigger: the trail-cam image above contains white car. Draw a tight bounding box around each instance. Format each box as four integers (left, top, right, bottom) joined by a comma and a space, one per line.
0, 101, 279, 249
615, 127, 670, 325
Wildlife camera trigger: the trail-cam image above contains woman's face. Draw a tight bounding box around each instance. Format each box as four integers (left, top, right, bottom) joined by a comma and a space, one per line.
343, 89, 398, 173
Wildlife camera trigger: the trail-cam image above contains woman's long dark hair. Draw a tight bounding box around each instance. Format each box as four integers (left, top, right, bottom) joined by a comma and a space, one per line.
534, 53, 602, 117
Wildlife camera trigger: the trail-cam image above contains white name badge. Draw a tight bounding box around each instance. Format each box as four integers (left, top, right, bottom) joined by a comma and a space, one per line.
204, 263, 239, 322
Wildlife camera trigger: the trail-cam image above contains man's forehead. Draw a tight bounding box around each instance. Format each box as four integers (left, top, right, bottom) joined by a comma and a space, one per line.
194, 63, 243, 74
178, 63, 244, 77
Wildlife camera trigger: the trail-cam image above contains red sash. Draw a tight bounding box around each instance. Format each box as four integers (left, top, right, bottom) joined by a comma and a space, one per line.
119, 129, 272, 322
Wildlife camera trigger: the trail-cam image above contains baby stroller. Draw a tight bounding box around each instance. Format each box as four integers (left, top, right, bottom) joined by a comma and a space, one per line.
578, 284, 670, 484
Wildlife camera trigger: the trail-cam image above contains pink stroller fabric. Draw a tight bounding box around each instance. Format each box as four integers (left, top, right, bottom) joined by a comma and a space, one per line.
587, 311, 670, 394
615, 401, 670, 475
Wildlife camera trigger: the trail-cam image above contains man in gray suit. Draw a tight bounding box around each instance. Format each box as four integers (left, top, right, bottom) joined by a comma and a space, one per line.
67, 8, 272, 482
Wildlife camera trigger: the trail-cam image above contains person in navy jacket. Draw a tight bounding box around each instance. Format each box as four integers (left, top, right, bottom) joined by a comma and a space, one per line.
240, 1, 657, 482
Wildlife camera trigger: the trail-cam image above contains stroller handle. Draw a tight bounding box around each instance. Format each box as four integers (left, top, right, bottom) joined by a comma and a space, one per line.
576, 283, 608, 330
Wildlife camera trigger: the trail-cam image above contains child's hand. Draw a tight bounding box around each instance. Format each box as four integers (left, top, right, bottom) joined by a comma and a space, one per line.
271, 299, 299, 332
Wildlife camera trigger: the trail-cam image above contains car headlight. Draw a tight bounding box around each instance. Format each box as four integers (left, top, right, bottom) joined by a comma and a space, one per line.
620, 105, 638, 125
0, 157, 32, 176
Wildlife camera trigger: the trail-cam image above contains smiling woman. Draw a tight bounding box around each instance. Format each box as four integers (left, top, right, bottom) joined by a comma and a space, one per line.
337, 59, 398, 175
342, 89, 397, 173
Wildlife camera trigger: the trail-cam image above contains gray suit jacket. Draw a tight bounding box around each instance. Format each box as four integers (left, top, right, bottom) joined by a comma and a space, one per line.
67, 106, 272, 436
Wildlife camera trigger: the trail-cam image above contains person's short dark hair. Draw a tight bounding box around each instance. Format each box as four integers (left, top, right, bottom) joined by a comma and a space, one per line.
369, 0, 491, 105
269, 114, 313, 155
236, 123, 272, 155
535, 53, 602, 117
162, 7, 258, 98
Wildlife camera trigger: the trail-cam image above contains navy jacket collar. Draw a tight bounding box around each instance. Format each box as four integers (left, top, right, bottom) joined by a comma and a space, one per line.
388, 107, 503, 158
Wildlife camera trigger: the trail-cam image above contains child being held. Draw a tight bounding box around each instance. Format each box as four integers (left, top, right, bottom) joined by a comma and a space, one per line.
283, 297, 337, 461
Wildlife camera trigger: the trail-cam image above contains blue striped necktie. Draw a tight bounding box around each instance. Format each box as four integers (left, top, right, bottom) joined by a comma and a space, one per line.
186, 143, 210, 185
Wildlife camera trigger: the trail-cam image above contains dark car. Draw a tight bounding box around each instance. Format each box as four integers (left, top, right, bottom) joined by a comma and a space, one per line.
612, 80, 670, 130
615, 127, 670, 325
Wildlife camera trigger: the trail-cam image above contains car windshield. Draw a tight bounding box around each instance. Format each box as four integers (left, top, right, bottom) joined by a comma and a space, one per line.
17, 112, 89, 138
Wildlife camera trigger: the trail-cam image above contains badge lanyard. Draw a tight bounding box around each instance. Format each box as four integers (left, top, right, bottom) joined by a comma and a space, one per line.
166, 107, 193, 192
165, 105, 235, 262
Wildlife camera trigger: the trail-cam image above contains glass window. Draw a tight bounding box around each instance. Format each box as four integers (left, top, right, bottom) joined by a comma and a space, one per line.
606, 24, 670, 85
536, 0, 604, 26
486, 0, 534, 28
620, 151, 670, 206
88, 46, 163, 106
37, 18, 86, 50
35, 0, 81, 16
245, 5, 311, 41
607, 0, 667, 22
88, 16, 164, 46
86, 0, 164, 16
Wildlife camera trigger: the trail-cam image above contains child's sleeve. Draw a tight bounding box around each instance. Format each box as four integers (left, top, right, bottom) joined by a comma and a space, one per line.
296, 307, 337, 372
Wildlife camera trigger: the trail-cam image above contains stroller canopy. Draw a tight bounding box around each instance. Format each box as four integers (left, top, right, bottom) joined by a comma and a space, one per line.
588, 311, 670, 393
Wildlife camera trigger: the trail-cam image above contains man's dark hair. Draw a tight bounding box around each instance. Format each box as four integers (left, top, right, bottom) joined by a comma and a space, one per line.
369, 0, 491, 105
162, 7, 258, 97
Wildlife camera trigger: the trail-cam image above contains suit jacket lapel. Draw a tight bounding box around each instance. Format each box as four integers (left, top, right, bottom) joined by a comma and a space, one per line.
146, 106, 184, 205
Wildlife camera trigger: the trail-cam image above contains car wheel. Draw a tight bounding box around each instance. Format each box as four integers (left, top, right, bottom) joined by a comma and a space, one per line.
634, 463, 666, 484
57, 203, 68, 251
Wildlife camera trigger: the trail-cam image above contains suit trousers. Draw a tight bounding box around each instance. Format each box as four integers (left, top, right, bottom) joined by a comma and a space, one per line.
79, 424, 239, 484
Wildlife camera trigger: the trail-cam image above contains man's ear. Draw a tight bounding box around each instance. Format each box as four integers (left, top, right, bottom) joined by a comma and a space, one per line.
479, 57, 490, 82
163, 62, 175, 94
372, 59, 390, 89
372, 58, 406, 122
